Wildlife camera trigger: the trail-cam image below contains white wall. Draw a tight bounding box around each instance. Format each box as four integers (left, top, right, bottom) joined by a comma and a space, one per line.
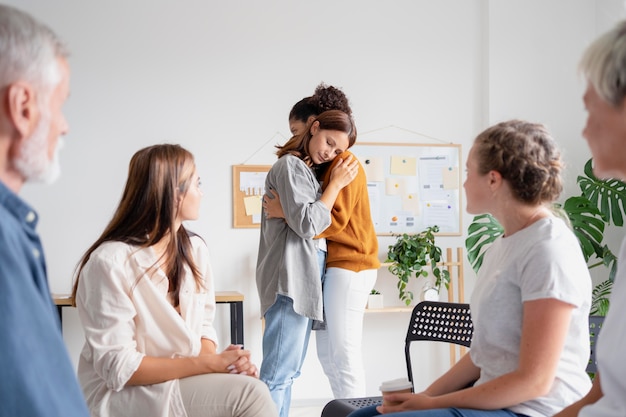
6, 0, 625, 406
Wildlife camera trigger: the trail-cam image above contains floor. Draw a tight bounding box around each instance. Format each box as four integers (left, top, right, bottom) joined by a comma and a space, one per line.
290, 403, 325, 417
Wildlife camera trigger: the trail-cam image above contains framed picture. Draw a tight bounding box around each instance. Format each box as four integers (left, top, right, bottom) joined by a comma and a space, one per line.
232, 164, 271, 228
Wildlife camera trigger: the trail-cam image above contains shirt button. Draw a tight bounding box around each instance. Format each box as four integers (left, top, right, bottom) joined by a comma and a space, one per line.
25, 211, 36, 223
32, 248, 40, 259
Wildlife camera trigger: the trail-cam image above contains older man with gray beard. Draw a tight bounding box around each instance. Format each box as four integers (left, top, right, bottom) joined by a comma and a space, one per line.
0, 4, 88, 416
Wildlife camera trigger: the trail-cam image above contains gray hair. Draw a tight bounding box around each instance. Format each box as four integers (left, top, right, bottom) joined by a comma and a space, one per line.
0, 4, 69, 95
580, 20, 626, 107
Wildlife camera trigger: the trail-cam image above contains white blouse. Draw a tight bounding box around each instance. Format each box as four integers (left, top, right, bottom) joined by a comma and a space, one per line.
75, 235, 218, 417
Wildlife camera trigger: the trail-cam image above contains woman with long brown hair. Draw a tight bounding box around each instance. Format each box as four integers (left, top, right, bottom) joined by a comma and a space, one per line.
72, 144, 276, 417
256, 109, 359, 417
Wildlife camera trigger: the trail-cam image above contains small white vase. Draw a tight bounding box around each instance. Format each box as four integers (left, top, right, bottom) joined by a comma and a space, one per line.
420, 285, 439, 302
367, 294, 384, 309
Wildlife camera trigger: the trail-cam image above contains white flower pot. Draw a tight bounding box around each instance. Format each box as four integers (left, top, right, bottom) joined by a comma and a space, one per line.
367, 294, 384, 309
421, 286, 440, 302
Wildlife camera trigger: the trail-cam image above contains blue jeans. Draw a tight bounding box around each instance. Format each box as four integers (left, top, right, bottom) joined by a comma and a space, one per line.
347, 406, 526, 417
260, 249, 326, 417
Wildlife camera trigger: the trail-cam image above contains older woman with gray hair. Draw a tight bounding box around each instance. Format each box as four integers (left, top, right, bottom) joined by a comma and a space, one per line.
555, 20, 626, 417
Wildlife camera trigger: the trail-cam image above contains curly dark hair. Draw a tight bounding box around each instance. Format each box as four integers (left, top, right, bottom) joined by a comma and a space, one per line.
310, 82, 352, 116
288, 82, 352, 122
473, 120, 563, 205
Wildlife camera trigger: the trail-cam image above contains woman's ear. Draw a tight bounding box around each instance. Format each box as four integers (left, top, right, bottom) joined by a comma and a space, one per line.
309, 120, 320, 135
306, 115, 316, 125
488, 170, 502, 190
175, 188, 184, 209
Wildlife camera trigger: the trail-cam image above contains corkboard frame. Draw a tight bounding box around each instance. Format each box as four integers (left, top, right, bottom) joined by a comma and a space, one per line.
232, 164, 271, 228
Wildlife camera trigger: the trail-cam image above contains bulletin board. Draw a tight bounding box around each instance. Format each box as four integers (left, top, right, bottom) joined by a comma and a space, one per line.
232, 165, 271, 228
350, 142, 462, 236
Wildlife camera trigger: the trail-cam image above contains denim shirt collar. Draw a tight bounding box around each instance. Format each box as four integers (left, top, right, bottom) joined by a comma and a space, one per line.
0, 180, 39, 230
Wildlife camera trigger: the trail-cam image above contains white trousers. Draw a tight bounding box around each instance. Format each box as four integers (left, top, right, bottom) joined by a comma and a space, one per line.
179, 373, 278, 417
316, 267, 378, 398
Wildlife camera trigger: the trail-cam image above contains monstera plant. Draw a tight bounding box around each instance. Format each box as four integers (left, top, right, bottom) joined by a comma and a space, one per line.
465, 159, 625, 316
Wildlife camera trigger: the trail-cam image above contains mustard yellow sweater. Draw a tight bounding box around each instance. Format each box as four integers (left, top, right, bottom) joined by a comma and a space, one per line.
317, 151, 380, 272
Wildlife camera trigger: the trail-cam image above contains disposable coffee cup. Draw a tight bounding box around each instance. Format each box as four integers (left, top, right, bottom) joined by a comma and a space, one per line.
379, 378, 413, 406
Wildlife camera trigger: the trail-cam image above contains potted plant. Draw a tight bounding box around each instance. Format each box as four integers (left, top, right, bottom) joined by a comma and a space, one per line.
386, 225, 451, 306
465, 159, 625, 316
367, 289, 384, 309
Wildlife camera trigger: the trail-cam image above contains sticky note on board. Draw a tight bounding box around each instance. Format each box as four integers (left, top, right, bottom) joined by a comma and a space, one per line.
390, 155, 417, 176
385, 177, 405, 195
244, 195, 262, 216
442, 166, 459, 189
359, 156, 384, 182
402, 193, 420, 213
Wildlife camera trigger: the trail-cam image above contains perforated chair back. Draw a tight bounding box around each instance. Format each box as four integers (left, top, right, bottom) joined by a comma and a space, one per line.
321, 302, 601, 417
321, 301, 472, 417
587, 315, 604, 374
405, 301, 473, 384
319, 396, 383, 417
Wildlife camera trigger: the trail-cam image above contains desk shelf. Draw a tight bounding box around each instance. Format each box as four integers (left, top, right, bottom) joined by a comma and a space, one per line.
53, 291, 245, 345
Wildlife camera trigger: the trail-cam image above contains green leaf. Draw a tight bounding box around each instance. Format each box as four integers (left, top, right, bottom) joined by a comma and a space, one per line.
465, 214, 504, 273
600, 245, 618, 282
591, 279, 613, 316
562, 196, 605, 261
579, 159, 626, 227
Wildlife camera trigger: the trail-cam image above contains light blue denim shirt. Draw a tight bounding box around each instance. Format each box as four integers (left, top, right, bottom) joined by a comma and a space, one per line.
0, 180, 89, 416
256, 155, 331, 321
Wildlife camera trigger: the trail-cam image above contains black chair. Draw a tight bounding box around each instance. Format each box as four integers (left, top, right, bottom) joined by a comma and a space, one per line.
320, 301, 473, 417
321, 303, 602, 417
587, 315, 604, 375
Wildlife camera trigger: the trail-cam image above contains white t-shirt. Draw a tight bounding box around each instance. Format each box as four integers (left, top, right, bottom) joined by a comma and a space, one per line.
580, 236, 626, 417
470, 217, 592, 417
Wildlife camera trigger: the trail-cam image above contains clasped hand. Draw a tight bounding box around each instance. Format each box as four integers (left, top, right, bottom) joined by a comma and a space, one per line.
377, 392, 434, 414
201, 344, 259, 378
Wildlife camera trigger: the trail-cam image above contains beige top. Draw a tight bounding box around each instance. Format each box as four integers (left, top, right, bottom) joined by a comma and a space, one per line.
75, 235, 217, 417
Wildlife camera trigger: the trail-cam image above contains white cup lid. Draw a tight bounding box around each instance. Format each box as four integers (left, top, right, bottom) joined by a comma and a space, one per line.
379, 377, 412, 392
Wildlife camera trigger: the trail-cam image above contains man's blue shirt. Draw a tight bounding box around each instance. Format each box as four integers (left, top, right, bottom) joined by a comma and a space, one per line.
0, 180, 88, 416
